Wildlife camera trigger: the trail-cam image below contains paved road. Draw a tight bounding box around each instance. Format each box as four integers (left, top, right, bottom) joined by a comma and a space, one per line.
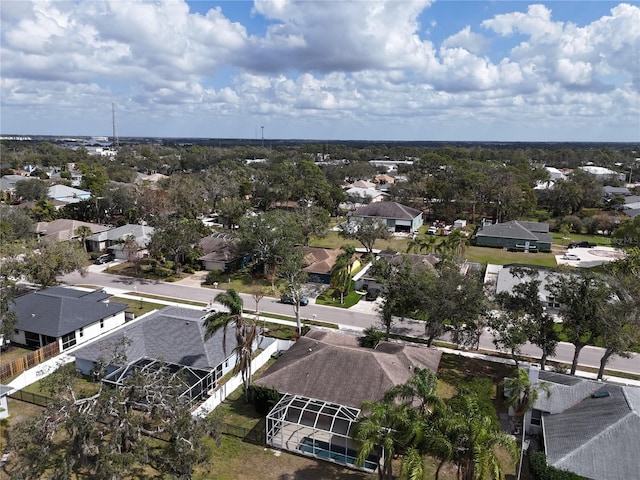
59, 268, 640, 376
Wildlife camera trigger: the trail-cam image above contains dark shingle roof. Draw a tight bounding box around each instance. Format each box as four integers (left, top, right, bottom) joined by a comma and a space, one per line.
14, 287, 127, 337
542, 384, 640, 480
254, 330, 441, 408
72, 306, 237, 370
476, 220, 552, 243
352, 201, 422, 221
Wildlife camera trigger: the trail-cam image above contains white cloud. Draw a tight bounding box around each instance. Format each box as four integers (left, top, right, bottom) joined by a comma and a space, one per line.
0, 0, 638, 141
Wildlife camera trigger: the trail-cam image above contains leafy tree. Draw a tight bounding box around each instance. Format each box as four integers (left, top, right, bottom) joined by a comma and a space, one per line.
31, 198, 57, 221
0, 204, 34, 242
339, 217, 389, 255
612, 216, 640, 249
547, 272, 613, 375
497, 268, 559, 370
295, 204, 330, 245
204, 289, 257, 398
488, 309, 529, 368
148, 217, 204, 273
278, 248, 309, 334
15, 178, 49, 201
22, 239, 87, 288
78, 162, 109, 196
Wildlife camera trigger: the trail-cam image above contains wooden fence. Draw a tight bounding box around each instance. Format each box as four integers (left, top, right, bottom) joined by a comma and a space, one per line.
0, 342, 60, 383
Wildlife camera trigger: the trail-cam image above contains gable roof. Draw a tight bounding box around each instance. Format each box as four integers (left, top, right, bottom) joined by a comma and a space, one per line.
350, 180, 376, 189
72, 306, 237, 370
476, 220, 552, 243
35, 219, 110, 241
13, 287, 127, 337
86, 224, 154, 244
254, 330, 441, 408
542, 383, 640, 480
48, 184, 91, 200
198, 233, 237, 260
352, 201, 422, 221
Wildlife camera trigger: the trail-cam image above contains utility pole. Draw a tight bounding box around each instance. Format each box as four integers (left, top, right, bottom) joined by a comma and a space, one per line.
261, 126, 264, 148
112, 103, 119, 149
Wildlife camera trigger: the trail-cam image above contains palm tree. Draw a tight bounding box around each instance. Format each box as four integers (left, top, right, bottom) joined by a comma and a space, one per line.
74, 225, 93, 253
444, 229, 469, 258
353, 400, 412, 480
330, 245, 356, 304
406, 234, 437, 255
383, 367, 442, 415
203, 289, 257, 399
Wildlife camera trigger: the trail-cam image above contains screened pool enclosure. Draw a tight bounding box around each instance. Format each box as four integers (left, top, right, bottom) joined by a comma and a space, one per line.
266, 393, 379, 472
103, 357, 215, 408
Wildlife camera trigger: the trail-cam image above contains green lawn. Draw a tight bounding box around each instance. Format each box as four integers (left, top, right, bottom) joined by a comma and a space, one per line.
464, 245, 558, 267
550, 232, 612, 247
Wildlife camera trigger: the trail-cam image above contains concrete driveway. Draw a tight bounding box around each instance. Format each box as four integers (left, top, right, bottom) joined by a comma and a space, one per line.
555, 246, 626, 268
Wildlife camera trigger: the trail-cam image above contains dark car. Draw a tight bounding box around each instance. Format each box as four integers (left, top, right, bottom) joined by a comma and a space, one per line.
280, 294, 309, 306
365, 288, 381, 301
567, 241, 597, 249
94, 254, 115, 264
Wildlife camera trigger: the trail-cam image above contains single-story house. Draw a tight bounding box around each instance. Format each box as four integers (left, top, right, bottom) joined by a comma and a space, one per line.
579, 166, 626, 182
11, 287, 127, 351
349, 201, 424, 234
474, 221, 552, 252
48, 184, 91, 205
255, 329, 441, 472
492, 264, 566, 313
72, 306, 239, 407
603, 185, 631, 199
198, 233, 246, 272
0, 174, 38, 200
85, 224, 155, 258
35, 219, 110, 242
301, 247, 362, 284
344, 186, 387, 203
522, 366, 640, 480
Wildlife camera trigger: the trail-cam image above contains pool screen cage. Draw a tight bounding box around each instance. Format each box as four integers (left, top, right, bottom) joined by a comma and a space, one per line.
103, 356, 215, 408
266, 393, 379, 472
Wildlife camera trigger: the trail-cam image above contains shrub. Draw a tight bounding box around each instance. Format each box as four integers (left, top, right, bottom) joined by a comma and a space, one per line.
247, 385, 282, 415
153, 266, 173, 278
204, 270, 222, 285
359, 327, 384, 349
529, 452, 586, 480
182, 266, 195, 274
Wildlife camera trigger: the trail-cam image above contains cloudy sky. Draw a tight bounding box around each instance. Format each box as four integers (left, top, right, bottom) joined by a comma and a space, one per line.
1, 0, 639, 142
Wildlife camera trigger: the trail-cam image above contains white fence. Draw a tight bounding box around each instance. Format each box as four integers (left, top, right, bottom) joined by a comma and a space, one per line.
192, 337, 293, 417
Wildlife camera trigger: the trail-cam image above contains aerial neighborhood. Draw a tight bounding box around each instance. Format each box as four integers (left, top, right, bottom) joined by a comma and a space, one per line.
1, 138, 639, 479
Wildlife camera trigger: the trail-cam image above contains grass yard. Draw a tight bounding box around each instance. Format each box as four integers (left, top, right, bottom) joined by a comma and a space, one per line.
0, 345, 33, 366
464, 245, 557, 267
551, 232, 613, 247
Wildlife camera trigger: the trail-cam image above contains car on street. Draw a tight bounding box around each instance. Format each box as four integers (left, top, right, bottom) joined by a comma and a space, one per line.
280, 294, 309, 306
567, 241, 596, 249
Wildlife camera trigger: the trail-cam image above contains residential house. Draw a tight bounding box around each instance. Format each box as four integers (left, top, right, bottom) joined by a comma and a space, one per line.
474, 220, 552, 252
72, 306, 239, 407
349, 201, 424, 234
535, 167, 567, 190
302, 247, 362, 284
579, 166, 626, 182
198, 233, 245, 272
85, 224, 154, 258
522, 366, 640, 480
492, 264, 563, 309
35, 219, 110, 243
47, 184, 91, 206
11, 287, 127, 351
256, 329, 441, 472
344, 186, 387, 204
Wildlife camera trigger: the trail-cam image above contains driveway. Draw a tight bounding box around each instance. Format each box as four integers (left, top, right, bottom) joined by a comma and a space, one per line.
555, 246, 626, 267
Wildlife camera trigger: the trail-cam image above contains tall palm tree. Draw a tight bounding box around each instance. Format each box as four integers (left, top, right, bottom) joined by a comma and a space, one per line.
330, 245, 356, 304
444, 229, 469, 258
203, 289, 257, 398
406, 234, 437, 255
383, 367, 443, 415
504, 368, 551, 429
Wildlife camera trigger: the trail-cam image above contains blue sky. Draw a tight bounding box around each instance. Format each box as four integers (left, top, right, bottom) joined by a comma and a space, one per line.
1, 1, 638, 142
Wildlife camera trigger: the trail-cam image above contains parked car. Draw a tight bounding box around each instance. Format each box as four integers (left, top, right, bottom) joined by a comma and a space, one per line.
567, 241, 596, 249
94, 253, 115, 264
427, 226, 438, 235
365, 288, 381, 301
562, 253, 580, 261
280, 294, 309, 306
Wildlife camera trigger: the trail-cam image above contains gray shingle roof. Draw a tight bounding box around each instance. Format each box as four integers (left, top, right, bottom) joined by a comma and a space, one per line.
542, 384, 640, 480
352, 201, 422, 221
254, 330, 441, 408
13, 287, 127, 337
72, 306, 237, 370
476, 220, 552, 243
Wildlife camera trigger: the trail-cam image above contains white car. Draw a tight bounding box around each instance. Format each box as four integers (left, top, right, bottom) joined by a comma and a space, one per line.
562, 253, 580, 261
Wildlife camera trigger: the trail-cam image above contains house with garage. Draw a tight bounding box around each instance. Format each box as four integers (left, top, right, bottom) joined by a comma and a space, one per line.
35, 219, 110, 243
474, 220, 552, 252
11, 287, 127, 351
301, 247, 362, 284
254, 330, 441, 472
72, 306, 239, 408
348, 201, 424, 234
85, 224, 155, 259
520, 366, 640, 480
198, 233, 246, 272
47, 184, 91, 205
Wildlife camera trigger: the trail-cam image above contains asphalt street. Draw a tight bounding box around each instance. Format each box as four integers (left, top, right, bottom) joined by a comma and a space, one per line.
59, 267, 640, 376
